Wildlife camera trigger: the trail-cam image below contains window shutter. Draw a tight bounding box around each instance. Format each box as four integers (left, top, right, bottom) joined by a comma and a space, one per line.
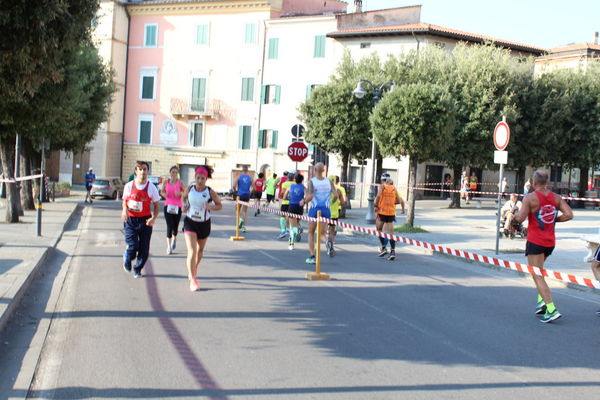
245, 23, 257, 44
146, 25, 157, 46
142, 76, 154, 99
314, 35, 325, 58
258, 130, 265, 149
306, 85, 312, 100
243, 126, 251, 149
197, 24, 208, 45
268, 38, 279, 59
238, 126, 244, 149
271, 130, 278, 149
140, 121, 152, 144
260, 85, 267, 104
274, 85, 281, 104
191, 78, 206, 111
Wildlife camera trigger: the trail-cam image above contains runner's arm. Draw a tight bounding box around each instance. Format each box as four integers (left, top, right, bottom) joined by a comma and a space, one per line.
181, 185, 191, 213
556, 195, 573, 223
514, 195, 531, 223
120, 184, 130, 222
305, 180, 314, 204
396, 191, 405, 214
232, 176, 238, 192
330, 181, 339, 203
208, 189, 223, 211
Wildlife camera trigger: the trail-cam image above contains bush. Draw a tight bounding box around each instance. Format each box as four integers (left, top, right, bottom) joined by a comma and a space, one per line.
56, 181, 71, 190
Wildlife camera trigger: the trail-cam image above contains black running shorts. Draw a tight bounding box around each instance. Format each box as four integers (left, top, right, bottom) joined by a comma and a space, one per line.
525, 241, 554, 258
183, 217, 211, 240
377, 214, 395, 223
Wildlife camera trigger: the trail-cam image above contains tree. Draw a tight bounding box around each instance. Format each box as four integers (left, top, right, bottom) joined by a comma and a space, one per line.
371, 82, 455, 226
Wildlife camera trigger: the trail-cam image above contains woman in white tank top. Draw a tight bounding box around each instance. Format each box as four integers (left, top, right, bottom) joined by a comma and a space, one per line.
182, 166, 222, 292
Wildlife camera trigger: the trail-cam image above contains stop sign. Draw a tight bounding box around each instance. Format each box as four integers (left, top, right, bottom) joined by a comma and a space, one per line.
287, 141, 309, 162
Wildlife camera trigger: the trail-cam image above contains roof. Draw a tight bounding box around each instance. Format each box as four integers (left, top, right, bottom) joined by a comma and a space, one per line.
549, 42, 600, 53
327, 22, 547, 55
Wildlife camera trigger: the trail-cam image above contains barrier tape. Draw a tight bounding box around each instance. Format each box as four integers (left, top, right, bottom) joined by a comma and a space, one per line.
236, 200, 600, 290
0, 173, 43, 183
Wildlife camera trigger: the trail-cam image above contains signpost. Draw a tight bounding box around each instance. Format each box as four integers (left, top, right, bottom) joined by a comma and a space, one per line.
494, 117, 510, 255
288, 141, 308, 173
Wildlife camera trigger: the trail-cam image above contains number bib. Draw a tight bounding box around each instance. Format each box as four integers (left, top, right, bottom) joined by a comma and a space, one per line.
127, 199, 143, 213
189, 205, 206, 222
166, 204, 180, 214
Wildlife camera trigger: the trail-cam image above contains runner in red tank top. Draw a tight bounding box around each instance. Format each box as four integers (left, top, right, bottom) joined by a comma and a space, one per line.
515, 170, 573, 323
252, 172, 265, 216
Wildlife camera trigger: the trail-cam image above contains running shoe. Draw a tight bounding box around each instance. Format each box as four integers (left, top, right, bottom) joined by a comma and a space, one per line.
326, 241, 335, 257
596, 309, 600, 316
189, 279, 200, 292
277, 231, 288, 240
133, 269, 143, 279
535, 302, 547, 315
387, 250, 396, 261
167, 246, 172, 255
540, 309, 561, 323
240, 226, 247, 233
123, 254, 132, 272
378, 247, 388, 257
288, 243, 294, 250
298, 225, 303, 234
305, 256, 316, 264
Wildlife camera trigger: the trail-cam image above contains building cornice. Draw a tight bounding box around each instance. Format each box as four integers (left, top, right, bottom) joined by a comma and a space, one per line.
127, 1, 280, 16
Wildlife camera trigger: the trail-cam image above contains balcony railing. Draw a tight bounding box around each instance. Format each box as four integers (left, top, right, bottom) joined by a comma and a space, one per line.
170, 98, 219, 119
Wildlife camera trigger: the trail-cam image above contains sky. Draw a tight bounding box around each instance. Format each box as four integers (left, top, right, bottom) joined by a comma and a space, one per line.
357, 0, 600, 49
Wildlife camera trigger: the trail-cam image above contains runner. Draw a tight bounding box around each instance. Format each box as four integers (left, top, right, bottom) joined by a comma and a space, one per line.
277, 171, 295, 239
374, 174, 405, 260
121, 161, 161, 278
265, 173, 278, 206
591, 248, 600, 316
283, 173, 305, 250
182, 165, 222, 292
160, 165, 185, 255
304, 163, 338, 264
326, 175, 346, 257
252, 172, 265, 216
514, 170, 573, 323
277, 171, 289, 201
460, 171, 470, 204
232, 165, 252, 232
84, 168, 95, 203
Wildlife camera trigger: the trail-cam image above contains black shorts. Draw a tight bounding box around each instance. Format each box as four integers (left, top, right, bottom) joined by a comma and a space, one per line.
328, 217, 338, 227
183, 217, 211, 240
377, 214, 395, 223
266, 194, 275, 203
281, 204, 289, 213
239, 193, 250, 202
251, 191, 263, 199
288, 204, 303, 216
525, 241, 554, 258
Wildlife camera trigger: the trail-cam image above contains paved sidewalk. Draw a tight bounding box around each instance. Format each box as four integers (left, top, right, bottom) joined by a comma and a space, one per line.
0, 188, 86, 331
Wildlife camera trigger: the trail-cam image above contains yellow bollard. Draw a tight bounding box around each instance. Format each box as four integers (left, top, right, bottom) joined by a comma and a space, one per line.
306, 210, 330, 280
230, 197, 245, 241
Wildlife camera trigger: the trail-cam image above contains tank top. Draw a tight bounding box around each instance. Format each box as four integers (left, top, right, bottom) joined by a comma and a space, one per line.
237, 174, 252, 196
377, 184, 397, 216
278, 176, 288, 199
527, 190, 558, 247
310, 177, 331, 209
126, 182, 152, 218
289, 183, 305, 205
187, 185, 212, 222
164, 179, 183, 207
281, 180, 293, 205
254, 178, 265, 193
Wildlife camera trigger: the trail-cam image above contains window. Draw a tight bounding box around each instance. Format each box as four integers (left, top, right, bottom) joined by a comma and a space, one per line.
550, 166, 563, 182
144, 24, 158, 47
138, 115, 153, 144
306, 84, 322, 100
258, 130, 278, 149
360, 42, 371, 49
268, 38, 279, 59
191, 77, 206, 111
140, 74, 155, 100
189, 122, 204, 147
261, 84, 281, 104
244, 23, 258, 45
241, 77, 255, 101
238, 126, 252, 150
314, 35, 326, 58
196, 24, 209, 45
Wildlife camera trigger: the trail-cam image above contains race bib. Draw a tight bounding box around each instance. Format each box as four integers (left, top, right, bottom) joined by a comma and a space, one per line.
166, 204, 179, 214
190, 205, 206, 221
127, 199, 143, 213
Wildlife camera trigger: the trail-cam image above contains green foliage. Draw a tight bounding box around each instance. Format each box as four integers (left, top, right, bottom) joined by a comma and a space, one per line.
394, 224, 428, 233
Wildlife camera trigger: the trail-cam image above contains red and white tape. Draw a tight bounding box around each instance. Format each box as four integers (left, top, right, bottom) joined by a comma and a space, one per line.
236, 200, 600, 290
0, 173, 43, 183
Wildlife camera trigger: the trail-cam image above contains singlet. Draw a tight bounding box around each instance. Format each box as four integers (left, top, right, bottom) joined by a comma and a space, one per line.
237, 174, 252, 196
265, 178, 277, 195
187, 185, 212, 222
126, 182, 152, 218
330, 184, 346, 219
254, 178, 265, 193
377, 184, 397, 216
281, 180, 293, 205
469, 177, 477, 189
527, 190, 558, 247
289, 183, 305, 206
310, 177, 332, 209
278, 176, 289, 199
164, 179, 183, 207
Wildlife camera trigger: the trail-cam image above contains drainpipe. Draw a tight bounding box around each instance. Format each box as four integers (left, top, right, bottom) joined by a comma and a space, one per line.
120, 2, 131, 180
254, 20, 268, 174
411, 30, 421, 52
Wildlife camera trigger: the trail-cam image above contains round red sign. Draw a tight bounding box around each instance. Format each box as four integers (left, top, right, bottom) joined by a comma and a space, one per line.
493, 121, 510, 151
287, 141, 309, 162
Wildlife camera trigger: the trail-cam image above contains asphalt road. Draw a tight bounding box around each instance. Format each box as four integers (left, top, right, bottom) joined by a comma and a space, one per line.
2, 200, 600, 400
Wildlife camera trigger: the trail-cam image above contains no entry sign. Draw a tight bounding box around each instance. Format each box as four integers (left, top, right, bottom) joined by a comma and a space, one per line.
493, 120, 510, 151
288, 141, 308, 162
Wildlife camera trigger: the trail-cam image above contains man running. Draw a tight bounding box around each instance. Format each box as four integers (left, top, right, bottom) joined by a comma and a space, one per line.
121, 161, 161, 278
326, 175, 346, 257
277, 171, 289, 202
84, 168, 95, 203
252, 172, 265, 216
514, 170, 573, 323
277, 171, 294, 239
265, 173, 278, 207
232, 165, 252, 232
305, 163, 338, 264
375, 174, 405, 260
283, 173, 305, 250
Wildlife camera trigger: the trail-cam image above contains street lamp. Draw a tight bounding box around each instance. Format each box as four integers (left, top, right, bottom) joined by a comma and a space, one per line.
353, 79, 394, 224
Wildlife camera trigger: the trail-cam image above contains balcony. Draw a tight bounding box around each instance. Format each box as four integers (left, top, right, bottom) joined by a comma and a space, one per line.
170, 98, 219, 120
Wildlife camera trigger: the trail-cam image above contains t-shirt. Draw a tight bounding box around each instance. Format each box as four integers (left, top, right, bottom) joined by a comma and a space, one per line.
85, 173, 95, 188
123, 180, 161, 202
502, 200, 522, 213
281, 180, 293, 205
265, 178, 277, 195
330, 185, 346, 219
237, 174, 252, 196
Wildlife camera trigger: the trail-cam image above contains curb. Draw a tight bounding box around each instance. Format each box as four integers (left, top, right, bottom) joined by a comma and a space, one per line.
0, 203, 81, 333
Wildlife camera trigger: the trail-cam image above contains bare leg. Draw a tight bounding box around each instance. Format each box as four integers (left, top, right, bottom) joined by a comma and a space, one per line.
308, 222, 317, 257
185, 232, 198, 281
528, 253, 553, 304
193, 238, 208, 278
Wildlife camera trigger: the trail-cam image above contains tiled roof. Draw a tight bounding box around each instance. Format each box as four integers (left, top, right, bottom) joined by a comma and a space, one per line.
328, 22, 547, 55
549, 42, 600, 53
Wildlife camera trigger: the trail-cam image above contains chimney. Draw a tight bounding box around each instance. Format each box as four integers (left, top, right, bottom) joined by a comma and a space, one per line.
354, 0, 363, 13
595, 31, 599, 45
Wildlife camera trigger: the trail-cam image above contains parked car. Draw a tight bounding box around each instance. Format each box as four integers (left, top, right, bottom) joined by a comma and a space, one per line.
91, 177, 125, 200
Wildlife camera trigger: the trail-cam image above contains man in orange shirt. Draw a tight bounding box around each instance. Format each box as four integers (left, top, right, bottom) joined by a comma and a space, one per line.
374, 173, 405, 261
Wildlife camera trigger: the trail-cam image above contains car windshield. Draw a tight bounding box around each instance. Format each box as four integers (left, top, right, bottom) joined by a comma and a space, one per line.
94, 180, 110, 185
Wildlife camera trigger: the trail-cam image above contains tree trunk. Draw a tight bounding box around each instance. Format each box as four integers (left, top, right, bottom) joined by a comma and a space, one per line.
448, 165, 462, 208
578, 166, 589, 197
375, 154, 383, 182
0, 138, 21, 223
20, 144, 35, 210
340, 151, 350, 217
406, 157, 418, 227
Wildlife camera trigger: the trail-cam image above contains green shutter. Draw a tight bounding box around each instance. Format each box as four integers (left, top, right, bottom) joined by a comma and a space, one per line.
145, 25, 157, 46
260, 85, 267, 104
268, 38, 279, 59
258, 130, 265, 148
238, 126, 244, 149
274, 85, 281, 104
306, 85, 312, 100
241, 77, 254, 101
245, 23, 257, 44
196, 24, 208, 45
314, 35, 325, 58
191, 78, 206, 111
140, 120, 152, 144
243, 126, 251, 149
271, 130, 278, 148
141, 76, 154, 99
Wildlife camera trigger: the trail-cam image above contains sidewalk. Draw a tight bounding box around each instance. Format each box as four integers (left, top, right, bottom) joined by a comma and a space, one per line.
0, 188, 85, 331
341, 198, 599, 289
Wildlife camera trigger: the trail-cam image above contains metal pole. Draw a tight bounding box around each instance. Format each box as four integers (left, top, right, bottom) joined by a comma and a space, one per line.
495, 162, 504, 255
36, 143, 45, 236
315, 210, 321, 274
365, 88, 381, 225
359, 162, 364, 208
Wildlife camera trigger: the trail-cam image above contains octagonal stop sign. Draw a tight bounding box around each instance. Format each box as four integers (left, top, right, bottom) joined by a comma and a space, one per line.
288, 141, 309, 162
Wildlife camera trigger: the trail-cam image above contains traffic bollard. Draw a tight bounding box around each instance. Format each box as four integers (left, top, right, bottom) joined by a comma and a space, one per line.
230, 197, 245, 241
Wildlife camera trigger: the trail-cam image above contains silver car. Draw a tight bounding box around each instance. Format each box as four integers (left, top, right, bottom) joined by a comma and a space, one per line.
91, 177, 125, 200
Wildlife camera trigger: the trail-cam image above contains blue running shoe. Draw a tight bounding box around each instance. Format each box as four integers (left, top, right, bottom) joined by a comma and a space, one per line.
540, 309, 561, 323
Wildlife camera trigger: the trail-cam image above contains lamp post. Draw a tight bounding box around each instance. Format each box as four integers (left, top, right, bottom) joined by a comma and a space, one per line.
353, 79, 394, 224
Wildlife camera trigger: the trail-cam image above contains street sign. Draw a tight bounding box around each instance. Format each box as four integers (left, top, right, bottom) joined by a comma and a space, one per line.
291, 124, 305, 138
493, 120, 510, 151
494, 150, 507, 165
288, 141, 309, 162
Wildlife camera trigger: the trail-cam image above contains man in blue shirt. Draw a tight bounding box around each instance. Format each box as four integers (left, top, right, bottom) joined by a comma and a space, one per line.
233, 165, 252, 232
85, 168, 95, 203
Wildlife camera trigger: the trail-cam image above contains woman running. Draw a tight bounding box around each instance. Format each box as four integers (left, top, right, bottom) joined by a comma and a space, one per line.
161, 165, 185, 254
283, 173, 305, 250
182, 166, 222, 292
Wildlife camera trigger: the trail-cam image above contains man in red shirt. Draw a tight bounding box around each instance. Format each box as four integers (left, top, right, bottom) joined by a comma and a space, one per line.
277, 171, 289, 201
515, 170, 573, 323
252, 172, 265, 216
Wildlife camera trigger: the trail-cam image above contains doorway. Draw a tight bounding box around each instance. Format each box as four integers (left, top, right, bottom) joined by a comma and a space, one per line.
425, 165, 443, 198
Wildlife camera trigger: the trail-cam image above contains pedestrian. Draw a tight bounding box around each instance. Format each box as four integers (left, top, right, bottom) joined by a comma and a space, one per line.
514, 170, 573, 323
375, 174, 405, 260
283, 173, 305, 250
304, 163, 338, 264
524, 178, 534, 194
252, 172, 265, 216
232, 165, 252, 232
277, 171, 295, 239
84, 168, 95, 203
443, 173, 452, 200
500, 176, 509, 200
277, 171, 289, 202
265, 173, 278, 207
121, 161, 161, 278
182, 165, 222, 292
160, 165, 185, 255
469, 171, 478, 198
326, 175, 346, 257
460, 171, 470, 204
